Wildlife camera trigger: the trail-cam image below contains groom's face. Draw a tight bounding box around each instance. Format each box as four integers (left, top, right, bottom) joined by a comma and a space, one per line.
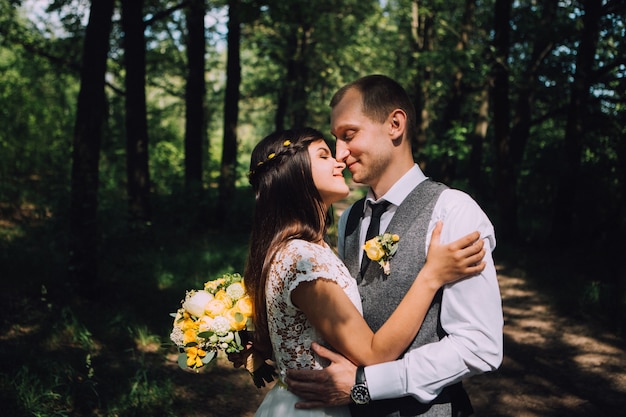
330, 89, 393, 187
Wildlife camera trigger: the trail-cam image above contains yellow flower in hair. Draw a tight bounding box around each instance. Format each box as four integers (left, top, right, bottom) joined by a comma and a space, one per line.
268, 153, 276, 159
283, 140, 291, 146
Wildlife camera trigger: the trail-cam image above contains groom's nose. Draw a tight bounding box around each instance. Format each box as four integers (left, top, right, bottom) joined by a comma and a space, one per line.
335, 142, 350, 162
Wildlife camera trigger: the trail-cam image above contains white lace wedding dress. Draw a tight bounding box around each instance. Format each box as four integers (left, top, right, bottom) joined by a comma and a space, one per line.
254, 239, 361, 417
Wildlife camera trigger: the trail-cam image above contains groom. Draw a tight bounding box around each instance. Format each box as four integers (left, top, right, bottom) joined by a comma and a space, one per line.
285, 75, 503, 416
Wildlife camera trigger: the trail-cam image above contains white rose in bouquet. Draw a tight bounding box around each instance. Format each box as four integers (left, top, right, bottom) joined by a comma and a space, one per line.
182, 290, 214, 317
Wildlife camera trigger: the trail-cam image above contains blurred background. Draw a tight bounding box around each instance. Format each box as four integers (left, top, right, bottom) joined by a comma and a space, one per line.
0, 0, 624, 416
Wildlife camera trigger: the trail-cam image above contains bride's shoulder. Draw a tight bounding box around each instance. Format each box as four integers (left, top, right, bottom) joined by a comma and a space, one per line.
283, 239, 324, 254
276, 239, 332, 266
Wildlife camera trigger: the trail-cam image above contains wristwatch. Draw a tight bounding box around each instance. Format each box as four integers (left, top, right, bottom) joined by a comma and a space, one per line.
350, 366, 370, 405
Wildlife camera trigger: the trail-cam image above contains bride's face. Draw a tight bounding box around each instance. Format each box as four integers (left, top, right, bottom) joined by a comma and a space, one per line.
308, 139, 349, 206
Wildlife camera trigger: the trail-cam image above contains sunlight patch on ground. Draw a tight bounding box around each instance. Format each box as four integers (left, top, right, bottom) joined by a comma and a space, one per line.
561, 333, 622, 354
468, 271, 626, 416
0, 324, 40, 341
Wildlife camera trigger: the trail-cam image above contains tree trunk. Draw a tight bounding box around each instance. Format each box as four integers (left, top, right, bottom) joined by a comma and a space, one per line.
492, 0, 518, 243
275, 23, 310, 130
616, 113, 626, 332
438, 0, 476, 184
68, 0, 114, 298
410, 0, 433, 164
510, 0, 557, 174
217, 0, 241, 229
468, 82, 490, 199
550, 0, 602, 243
122, 0, 151, 223
290, 24, 310, 128
184, 0, 207, 189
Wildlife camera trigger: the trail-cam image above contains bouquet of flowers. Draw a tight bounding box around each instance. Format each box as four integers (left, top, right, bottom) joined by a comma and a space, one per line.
170, 273, 277, 387
170, 273, 253, 370
363, 233, 400, 275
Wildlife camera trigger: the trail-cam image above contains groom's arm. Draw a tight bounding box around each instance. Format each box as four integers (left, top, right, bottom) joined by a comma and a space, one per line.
366, 191, 503, 402
285, 342, 355, 408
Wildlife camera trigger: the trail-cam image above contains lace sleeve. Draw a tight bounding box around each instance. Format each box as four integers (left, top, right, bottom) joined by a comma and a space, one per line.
266, 239, 361, 377
277, 240, 344, 309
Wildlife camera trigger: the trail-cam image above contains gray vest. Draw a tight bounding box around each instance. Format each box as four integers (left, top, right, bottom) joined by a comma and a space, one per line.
342, 180, 471, 417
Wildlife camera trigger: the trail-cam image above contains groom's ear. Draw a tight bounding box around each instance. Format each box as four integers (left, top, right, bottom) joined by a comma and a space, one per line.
388, 109, 406, 140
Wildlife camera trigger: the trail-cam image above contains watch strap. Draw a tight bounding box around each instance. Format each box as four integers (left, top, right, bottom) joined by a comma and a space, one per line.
355, 365, 366, 385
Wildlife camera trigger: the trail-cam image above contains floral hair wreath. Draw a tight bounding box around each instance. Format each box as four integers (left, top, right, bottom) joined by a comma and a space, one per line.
248, 140, 294, 183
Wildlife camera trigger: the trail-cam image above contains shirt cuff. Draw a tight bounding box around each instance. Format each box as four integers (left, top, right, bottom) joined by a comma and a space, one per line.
364, 361, 405, 401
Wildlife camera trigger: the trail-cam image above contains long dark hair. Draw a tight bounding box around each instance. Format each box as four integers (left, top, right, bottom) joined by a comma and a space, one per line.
244, 127, 330, 358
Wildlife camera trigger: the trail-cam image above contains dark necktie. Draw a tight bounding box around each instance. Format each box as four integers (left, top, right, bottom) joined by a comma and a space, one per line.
359, 201, 390, 281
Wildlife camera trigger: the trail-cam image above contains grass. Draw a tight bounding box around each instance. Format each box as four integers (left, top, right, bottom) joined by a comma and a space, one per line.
0, 190, 257, 417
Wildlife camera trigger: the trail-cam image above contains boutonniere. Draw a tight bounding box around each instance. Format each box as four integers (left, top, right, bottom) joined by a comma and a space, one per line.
363, 233, 400, 275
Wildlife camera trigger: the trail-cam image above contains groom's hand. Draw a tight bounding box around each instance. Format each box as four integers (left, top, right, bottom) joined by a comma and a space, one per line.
285, 342, 356, 408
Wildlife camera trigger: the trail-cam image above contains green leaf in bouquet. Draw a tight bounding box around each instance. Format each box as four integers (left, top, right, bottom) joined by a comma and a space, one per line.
201, 350, 216, 365
184, 341, 198, 348
234, 331, 242, 347
246, 318, 254, 330
197, 330, 214, 339
177, 352, 189, 370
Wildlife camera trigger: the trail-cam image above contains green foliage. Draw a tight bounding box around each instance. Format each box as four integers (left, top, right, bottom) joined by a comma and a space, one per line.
1, 367, 71, 417
0, 44, 75, 204
109, 368, 175, 417
0, 3, 625, 415
0, 201, 252, 416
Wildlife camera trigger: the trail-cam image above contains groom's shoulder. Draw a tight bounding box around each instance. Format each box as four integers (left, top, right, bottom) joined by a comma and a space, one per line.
338, 197, 366, 235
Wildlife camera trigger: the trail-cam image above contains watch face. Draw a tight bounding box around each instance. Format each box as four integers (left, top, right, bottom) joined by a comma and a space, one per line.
350, 384, 370, 405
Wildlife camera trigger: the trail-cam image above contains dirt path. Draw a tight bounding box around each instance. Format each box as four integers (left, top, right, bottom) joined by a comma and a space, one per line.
169, 266, 626, 416
465, 268, 626, 416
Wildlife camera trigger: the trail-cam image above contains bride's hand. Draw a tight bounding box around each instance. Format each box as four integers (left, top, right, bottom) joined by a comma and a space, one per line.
420, 221, 486, 289
226, 341, 254, 368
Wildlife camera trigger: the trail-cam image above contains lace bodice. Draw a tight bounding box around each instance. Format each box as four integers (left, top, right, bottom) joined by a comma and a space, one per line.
265, 239, 362, 383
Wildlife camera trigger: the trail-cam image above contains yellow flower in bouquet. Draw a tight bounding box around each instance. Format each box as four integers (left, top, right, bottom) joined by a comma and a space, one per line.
205, 298, 229, 317
225, 307, 247, 331
236, 295, 253, 316
170, 273, 253, 371
363, 233, 400, 275
204, 278, 226, 293
186, 346, 207, 368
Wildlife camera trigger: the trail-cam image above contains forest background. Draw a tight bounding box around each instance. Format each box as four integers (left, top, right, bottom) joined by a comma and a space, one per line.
0, 0, 625, 416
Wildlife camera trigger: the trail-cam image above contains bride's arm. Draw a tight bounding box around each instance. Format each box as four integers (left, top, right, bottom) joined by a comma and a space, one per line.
291, 222, 486, 366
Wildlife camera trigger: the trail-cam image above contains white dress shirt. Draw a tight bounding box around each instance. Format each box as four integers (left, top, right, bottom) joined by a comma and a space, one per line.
337, 164, 503, 402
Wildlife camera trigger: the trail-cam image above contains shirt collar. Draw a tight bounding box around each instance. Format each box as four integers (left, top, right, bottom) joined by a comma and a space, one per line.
365, 164, 427, 209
